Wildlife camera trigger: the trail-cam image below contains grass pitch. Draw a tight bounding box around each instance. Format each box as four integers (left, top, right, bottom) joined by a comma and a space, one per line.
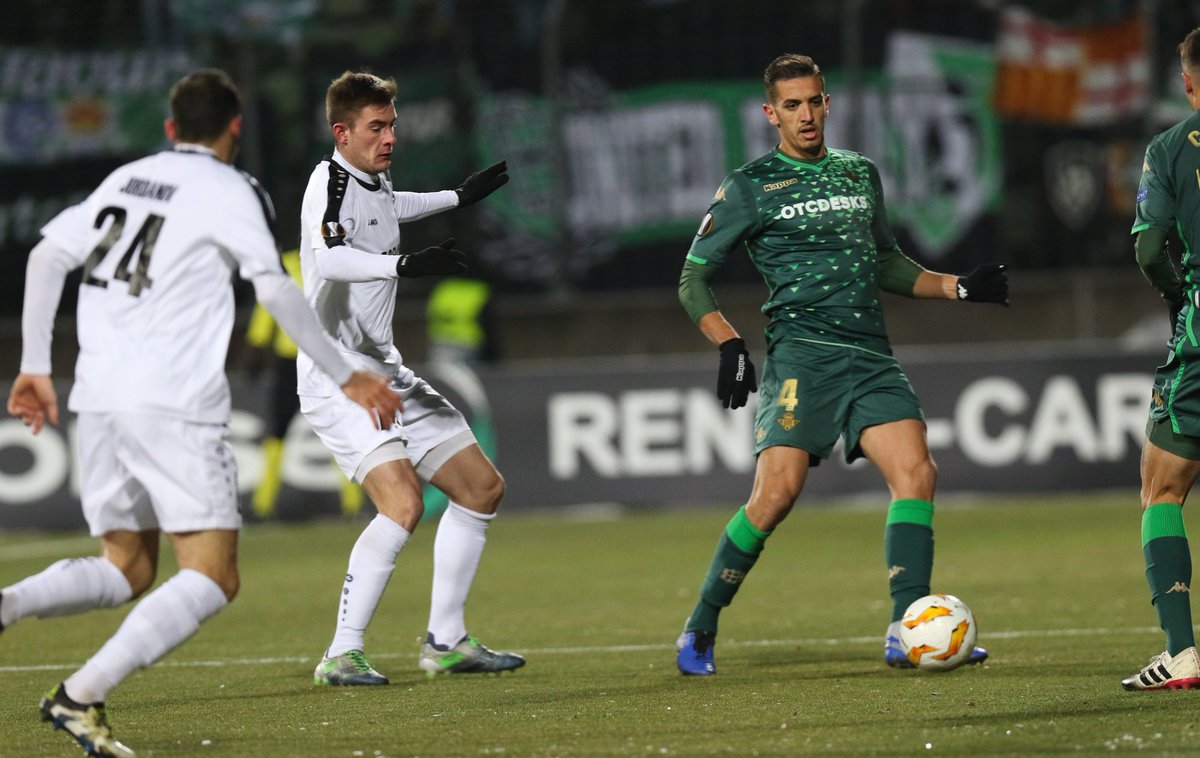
3, 493, 1200, 756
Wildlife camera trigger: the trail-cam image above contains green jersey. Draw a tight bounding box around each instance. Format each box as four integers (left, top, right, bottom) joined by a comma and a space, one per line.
1133, 107, 1200, 298
686, 147, 913, 353
1135, 108, 1200, 438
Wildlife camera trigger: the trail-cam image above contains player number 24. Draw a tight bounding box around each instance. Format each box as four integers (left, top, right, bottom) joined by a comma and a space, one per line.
82, 206, 163, 297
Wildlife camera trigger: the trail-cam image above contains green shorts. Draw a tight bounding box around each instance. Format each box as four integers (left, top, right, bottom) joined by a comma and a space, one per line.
753, 339, 923, 463
1147, 417, 1200, 460
1150, 324, 1200, 439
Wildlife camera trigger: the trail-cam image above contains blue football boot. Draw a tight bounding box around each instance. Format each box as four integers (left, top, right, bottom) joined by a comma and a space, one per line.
676, 629, 716, 675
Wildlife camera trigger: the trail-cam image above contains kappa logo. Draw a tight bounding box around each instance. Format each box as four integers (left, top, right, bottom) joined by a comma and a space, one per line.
887, 565, 905, 580
1167, 582, 1190, 594
956, 281, 968, 300
762, 177, 798, 192
719, 568, 746, 584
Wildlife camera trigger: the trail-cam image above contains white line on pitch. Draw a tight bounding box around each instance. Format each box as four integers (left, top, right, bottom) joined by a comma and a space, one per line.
0, 625, 1164, 673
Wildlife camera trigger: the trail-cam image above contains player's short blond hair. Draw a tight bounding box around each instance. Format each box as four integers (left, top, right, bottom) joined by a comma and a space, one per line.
325, 71, 398, 128
763, 54, 824, 101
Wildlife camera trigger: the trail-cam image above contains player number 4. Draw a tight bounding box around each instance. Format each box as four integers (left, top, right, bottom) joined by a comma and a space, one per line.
82, 205, 162, 297
777, 378, 799, 412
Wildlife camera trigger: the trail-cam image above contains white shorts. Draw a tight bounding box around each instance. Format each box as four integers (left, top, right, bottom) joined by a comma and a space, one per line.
76, 412, 241, 537
301, 373, 474, 483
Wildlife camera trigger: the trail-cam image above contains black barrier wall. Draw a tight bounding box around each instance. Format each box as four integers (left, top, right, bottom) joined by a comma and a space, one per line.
0, 344, 1161, 530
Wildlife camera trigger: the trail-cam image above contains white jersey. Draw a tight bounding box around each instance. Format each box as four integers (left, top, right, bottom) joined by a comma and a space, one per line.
297, 149, 457, 397
39, 145, 285, 423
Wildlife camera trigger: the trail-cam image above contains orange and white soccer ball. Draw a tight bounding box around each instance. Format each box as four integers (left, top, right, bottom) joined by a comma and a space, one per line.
898, 594, 977, 671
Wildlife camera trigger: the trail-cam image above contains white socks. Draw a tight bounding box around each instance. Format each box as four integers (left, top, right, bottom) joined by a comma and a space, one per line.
64, 568, 227, 704
328, 514, 411, 657
1, 557, 132, 627
427, 503, 493, 648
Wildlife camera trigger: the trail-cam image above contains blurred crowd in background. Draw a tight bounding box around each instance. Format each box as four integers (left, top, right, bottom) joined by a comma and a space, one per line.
0, 0, 1193, 320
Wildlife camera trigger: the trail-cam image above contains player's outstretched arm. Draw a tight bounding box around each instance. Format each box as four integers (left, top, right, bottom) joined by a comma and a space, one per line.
455, 161, 509, 207
395, 238, 468, 278
954, 264, 1009, 305
7, 374, 58, 435
340, 371, 403, 430
910, 266, 1009, 305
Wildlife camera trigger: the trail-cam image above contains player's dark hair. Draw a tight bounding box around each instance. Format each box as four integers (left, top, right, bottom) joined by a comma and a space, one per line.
325, 71, 398, 127
169, 69, 242, 143
763, 54, 824, 100
1181, 28, 1200, 75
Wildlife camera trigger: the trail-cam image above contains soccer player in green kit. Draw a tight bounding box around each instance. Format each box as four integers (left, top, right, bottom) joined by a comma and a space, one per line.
674, 53, 1006, 675
1122, 27, 1200, 692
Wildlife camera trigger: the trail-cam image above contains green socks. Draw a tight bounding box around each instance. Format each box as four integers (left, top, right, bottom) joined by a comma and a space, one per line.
1142, 502, 1194, 656
686, 506, 771, 634
885, 498, 934, 622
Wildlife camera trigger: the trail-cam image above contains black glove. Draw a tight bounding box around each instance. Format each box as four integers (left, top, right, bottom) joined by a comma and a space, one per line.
717, 338, 757, 409
395, 238, 468, 278
455, 161, 509, 207
956, 264, 1009, 305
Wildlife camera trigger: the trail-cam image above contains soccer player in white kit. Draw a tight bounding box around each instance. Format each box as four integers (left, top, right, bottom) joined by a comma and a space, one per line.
305, 71, 524, 685
4, 69, 401, 758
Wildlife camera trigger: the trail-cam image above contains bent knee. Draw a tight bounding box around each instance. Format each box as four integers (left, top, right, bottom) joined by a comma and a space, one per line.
485, 470, 506, 508
1140, 484, 1186, 511
891, 457, 937, 501
119, 561, 158, 599
462, 470, 505, 514
200, 569, 239, 602
916, 457, 938, 489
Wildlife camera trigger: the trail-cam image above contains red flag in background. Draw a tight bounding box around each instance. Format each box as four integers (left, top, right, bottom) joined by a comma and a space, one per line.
994, 6, 1149, 125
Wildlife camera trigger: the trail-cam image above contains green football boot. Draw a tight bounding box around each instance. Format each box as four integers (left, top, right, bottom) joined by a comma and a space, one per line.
419, 634, 525, 675
313, 650, 389, 685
